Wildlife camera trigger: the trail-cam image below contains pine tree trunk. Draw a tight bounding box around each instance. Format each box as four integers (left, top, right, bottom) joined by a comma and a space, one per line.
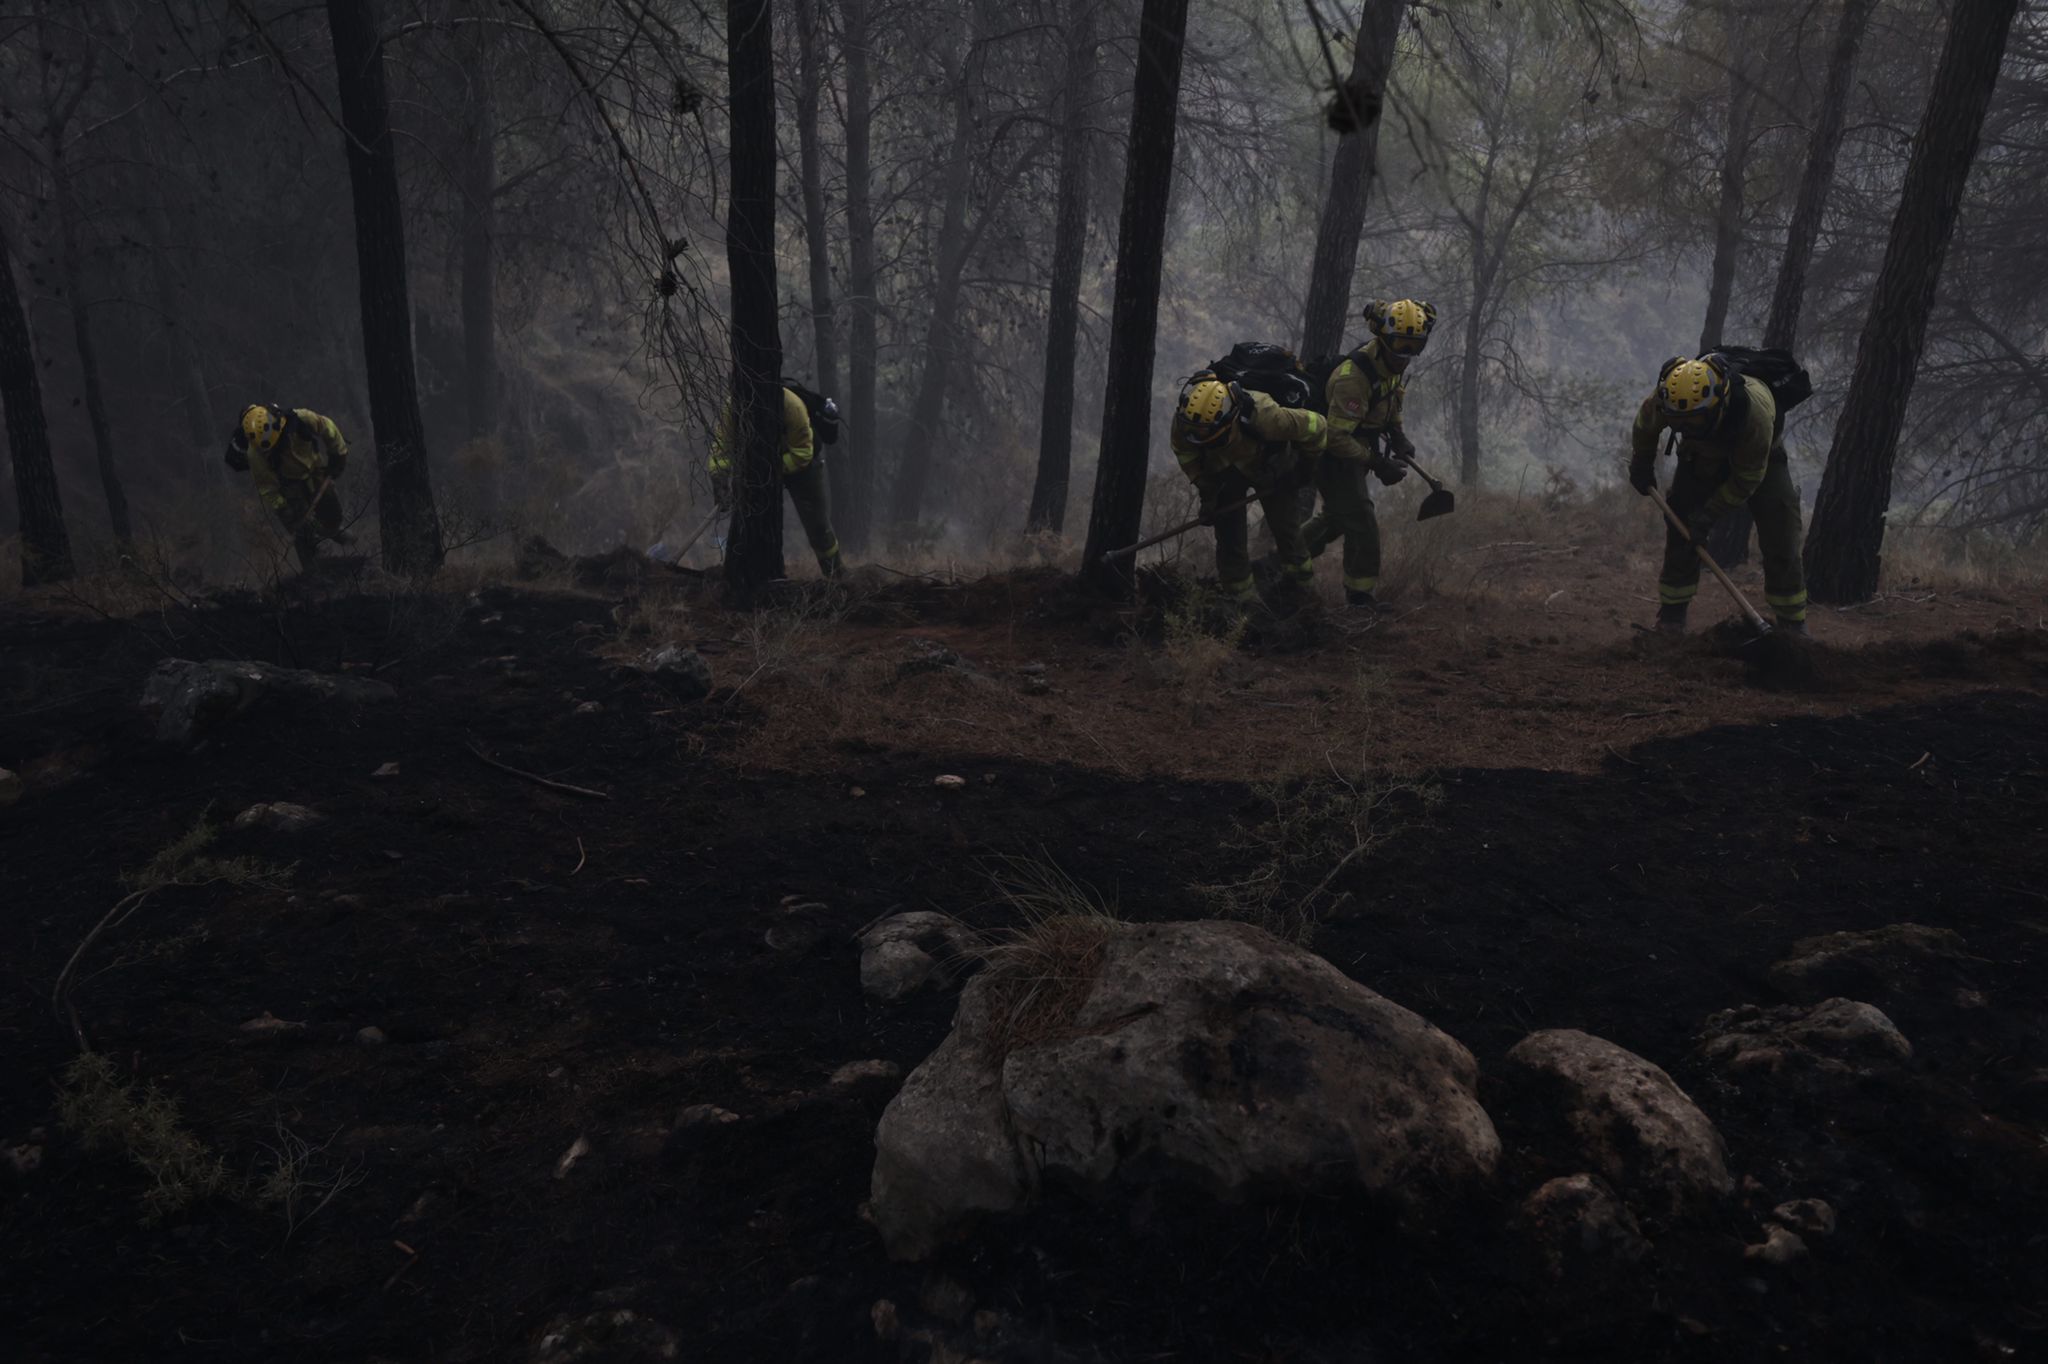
1077, 0, 1190, 595
1708, 0, 1875, 568
327, 0, 444, 575
1803, 0, 2020, 604
1025, 0, 1098, 536
795, 0, 847, 522
723, 0, 787, 597
49, 157, 130, 547
840, 0, 876, 550
1297, 0, 1405, 360
1456, 280, 1484, 487
0, 219, 73, 585
1697, 3, 1756, 356
460, 44, 497, 447
889, 9, 981, 532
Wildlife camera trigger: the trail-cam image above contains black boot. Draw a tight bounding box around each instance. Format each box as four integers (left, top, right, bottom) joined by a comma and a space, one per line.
1654, 602, 1688, 634
1345, 588, 1378, 610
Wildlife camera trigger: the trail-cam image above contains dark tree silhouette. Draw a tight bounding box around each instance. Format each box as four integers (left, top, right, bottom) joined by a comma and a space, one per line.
723, 0, 787, 596
1298, 0, 1405, 360
840, 0, 877, 550
1077, 0, 1191, 594
1025, 0, 1099, 536
0, 218, 73, 585
1803, 0, 2021, 603
327, 0, 444, 575
459, 31, 497, 446
1696, 2, 1757, 357
794, 0, 847, 521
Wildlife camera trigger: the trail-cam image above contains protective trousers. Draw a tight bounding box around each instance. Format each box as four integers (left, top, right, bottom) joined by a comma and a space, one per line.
279, 480, 344, 570
782, 460, 843, 577
1302, 458, 1381, 595
1660, 454, 1807, 623
1201, 467, 1310, 600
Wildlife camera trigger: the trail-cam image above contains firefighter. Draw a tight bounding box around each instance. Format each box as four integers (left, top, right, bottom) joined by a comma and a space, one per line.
710, 385, 842, 578
1305, 298, 1435, 608
1629, 355, 1809, 634
224, 404, 351, 569
1169, 374, 1326, 606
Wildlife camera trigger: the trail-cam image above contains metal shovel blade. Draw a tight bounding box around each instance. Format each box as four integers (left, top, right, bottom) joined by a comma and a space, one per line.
1417, 488, 1456, 521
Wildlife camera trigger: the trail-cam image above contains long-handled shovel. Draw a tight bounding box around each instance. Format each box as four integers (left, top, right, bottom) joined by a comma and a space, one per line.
1391, 453, 1456, 521
669, 507, 724, 562
1648, 485, 1771, 638
1099, 494, 1256, 568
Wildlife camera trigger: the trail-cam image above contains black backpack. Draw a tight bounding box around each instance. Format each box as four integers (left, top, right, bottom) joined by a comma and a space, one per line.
1708, 346, 1812, 415
1301, 353, 1350, 415
782, 378, 841, 446
1207, 342, 1313, 411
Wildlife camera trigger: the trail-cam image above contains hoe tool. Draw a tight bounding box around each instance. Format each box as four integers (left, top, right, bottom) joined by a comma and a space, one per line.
1100, 494, 1256, 567
1648, 484, 1771, 638
1393, 452, 1457, 521
670, 507, 724, 562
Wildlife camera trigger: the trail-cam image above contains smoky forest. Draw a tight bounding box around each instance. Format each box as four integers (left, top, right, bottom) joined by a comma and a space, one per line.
3, 0, 2047, 1361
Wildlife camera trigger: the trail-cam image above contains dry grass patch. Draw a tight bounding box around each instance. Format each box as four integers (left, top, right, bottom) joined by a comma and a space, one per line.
56, 1052, 231, 1222
977, 857, 1125, 1060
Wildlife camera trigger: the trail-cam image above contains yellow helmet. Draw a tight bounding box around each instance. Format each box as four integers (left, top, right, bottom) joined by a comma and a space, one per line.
1369, 298, 1437, 356
1656, 357, 1730, 422
241, 404, 285, 452
1177, 376, 1242, 446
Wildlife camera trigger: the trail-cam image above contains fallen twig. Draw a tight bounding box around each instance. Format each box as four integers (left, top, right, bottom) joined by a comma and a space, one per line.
52, 888, 155, 1052
572, 838, 587, 875
464, 741, 611, 800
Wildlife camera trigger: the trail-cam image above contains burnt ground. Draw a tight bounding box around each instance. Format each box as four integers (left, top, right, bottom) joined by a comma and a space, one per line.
2, 564, 2046, 1364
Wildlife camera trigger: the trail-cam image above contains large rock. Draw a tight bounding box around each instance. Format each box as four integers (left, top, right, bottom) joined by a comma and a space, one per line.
1504, 1029, 1732, 1218
871, 919, 1500, 1260
858, 911, 986, 1002
140, 658, 395, 752
1767, 923, 1973, 1004
1698, 998, 1912, 1084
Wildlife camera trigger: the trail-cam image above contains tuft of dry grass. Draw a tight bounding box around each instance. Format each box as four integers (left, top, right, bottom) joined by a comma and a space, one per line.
1156, 591, 1248, 723
1881, 525, 2048, 594
57, 1052, 231, 1222
976, 856, 1125, 1060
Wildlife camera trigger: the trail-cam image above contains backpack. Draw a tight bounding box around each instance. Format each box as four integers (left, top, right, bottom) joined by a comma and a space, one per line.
1207, 342, 1313, 411
1709, 346, 1812, 415
781, 378, 841, 446
1301, 353, 1348, 415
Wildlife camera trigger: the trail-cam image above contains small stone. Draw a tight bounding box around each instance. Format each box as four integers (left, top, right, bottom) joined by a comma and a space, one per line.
372, 761, 401, 779
861, 939, 938, 1001
871, 1300, 900, 1342
0, 768, 22, 805
639, 644, 713, 701
357, 1025, 387, 1045
981, 773, 997, 785
232, 801, 327, 834
830, 1059, 903, 1088
5, 1144, 42, 1176
1743, 1222, 1808, 1267
849, 786, 866, 798
1018, 662, 1047, 676
330, 893, 370, 910
920, 1271, 975, 1324
933, 774, 967, 791
554, 1135, 592, 1178
240, 1012, 306, 1033
574, 701, 605, 716
676, 1104, 740, 1128
1954, 988, 1988, 1009
1771, 1198, 1837, 1238
1022, 676, 1051, 696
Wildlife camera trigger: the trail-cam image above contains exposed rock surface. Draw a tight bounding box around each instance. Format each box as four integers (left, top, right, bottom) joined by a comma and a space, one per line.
871, 920, 1500, 1260
858, 912, 986, 1002
638, 645, 712, 701
141, 658, 396, 751
1698, 998, 1912, 1084
1518, 1172, 1650, 1284
1767, 923, 1974, 1004
1504, 1029, 1733, 1218
232, 801, 327, 834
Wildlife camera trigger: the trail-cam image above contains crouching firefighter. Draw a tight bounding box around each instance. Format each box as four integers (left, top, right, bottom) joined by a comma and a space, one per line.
1628, 353, 1809, 635
225, 404, 352, 569
1169, 372, 1327, 607
710, 382, 843, 578
1305, 298, 1435, 609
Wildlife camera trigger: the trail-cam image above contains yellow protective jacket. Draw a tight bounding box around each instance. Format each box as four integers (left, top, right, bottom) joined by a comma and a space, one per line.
709, 387, 815, 477
229, 409, 347, 513
1631, 375, 1781, 512
1170, 389, 1327, 484
1324, 341, 1413, 463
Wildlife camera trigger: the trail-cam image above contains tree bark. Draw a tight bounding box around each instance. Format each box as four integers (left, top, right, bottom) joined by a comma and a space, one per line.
1025, 0, 1098, 536
460, 38, 497, 447
1803, 0, 2020, 604
840, 0, 877, 550
1709, 0, 1875, 567
889, 7, 983, 531
327, 0, 444, 575
1297, 0, 1405, 360
723, 0, 787, 596
794, 0, 848, 520
0, 219, 73, 585
1077, 0, 1191, 594
1697, 1, 1757, 355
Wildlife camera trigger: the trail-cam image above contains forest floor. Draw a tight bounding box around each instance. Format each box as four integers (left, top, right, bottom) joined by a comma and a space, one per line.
3, 493, 2047, 1363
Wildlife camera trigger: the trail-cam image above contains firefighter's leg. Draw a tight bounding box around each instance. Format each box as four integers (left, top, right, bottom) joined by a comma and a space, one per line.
1255, 469, 1313, 589
783, 461, 843, 577
1657, 458, 1718, 621
1316, 459, 1381, 598
1204, 473, 1255, 602
1751, 455, 1809, 626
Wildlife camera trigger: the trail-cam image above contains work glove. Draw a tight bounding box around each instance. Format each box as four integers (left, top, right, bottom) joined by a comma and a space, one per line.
1628, 462, 1655, 496
224, 442, 250, 472
1372, 456, 1408, 487
1683, 506, 1716, 545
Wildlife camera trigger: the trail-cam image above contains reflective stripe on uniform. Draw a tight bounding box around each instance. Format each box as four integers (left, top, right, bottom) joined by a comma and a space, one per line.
1658, 581, 1700, 605
1221, 575, 1256, 600
1766, 589, 1807, 622
1284, 557, 1314, 582
1343, 574, 1378, 593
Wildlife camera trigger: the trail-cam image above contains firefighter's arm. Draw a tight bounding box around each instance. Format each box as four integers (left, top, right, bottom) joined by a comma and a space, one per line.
781, 388, 814, 473
224, 431, 250, 472
249, 451, 287, 511
1628, 395, 1666, 474
1385, 384, 1415, 460
1710, 390, 1775, 510
1261, 403, 1327, 454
